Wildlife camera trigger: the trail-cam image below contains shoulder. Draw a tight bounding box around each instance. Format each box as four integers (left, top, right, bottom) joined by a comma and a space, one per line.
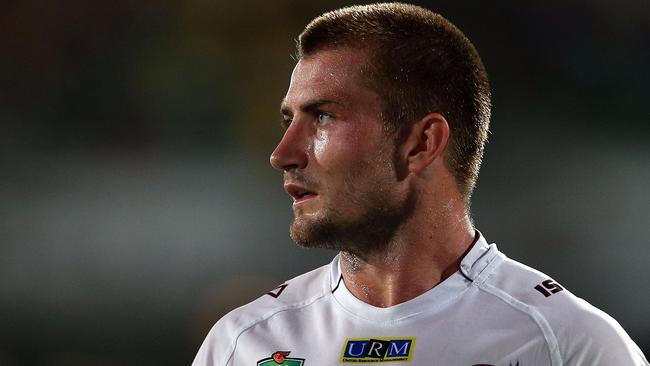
480, 252, 648, 365
191, 263, 332, 366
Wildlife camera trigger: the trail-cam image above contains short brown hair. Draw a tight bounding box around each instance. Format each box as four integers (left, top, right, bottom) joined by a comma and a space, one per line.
297, 3, 491, 201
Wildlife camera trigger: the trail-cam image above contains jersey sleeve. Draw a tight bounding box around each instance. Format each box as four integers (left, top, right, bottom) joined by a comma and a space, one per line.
484, 254, 648, 366
191, 316, 236, 366
557, 298, 648, 365
191, 264, 333, 366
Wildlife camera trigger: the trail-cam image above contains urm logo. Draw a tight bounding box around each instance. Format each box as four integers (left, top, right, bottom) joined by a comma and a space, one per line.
340, 338, 415, 363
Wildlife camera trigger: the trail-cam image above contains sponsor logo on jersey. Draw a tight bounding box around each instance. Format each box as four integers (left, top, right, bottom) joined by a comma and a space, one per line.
257, 351, 304, 366
340, 338, 415, 363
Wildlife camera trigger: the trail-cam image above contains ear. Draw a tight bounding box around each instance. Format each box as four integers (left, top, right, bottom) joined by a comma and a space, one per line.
403, 113, 450, 174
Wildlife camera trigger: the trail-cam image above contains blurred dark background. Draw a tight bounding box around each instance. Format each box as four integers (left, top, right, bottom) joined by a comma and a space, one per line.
1, 0, 648, 365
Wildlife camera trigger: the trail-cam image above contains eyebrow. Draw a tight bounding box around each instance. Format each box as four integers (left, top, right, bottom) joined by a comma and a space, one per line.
280, 99, 342, 116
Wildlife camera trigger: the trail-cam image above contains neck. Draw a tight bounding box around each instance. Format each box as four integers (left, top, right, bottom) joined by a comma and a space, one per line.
339, 198, 475, 308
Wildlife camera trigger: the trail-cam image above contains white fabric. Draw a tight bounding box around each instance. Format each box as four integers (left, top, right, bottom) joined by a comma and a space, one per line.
192, 234, 648, 366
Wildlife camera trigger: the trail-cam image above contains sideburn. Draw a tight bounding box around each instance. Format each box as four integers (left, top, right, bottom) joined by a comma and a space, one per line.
390, 123, 413, 181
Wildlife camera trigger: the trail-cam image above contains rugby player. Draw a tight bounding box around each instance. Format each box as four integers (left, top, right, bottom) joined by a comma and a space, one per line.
193, 3, 648, 365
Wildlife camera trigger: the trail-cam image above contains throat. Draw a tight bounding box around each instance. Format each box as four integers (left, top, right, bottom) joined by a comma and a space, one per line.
340, 250, 451, 308
337, 227, 474, 308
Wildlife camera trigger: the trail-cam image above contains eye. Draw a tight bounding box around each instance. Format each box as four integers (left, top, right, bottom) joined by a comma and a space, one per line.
281, 117, 292, 130
317, 112, 333, 124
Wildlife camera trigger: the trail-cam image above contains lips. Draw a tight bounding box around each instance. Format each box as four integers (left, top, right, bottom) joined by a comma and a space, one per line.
284, 183, 318, 203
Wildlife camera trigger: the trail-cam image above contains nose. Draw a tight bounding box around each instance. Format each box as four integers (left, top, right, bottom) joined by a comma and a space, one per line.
270, 122, 308, 171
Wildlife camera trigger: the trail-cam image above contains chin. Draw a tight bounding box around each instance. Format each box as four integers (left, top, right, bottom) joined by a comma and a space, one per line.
289, 215, 340, 250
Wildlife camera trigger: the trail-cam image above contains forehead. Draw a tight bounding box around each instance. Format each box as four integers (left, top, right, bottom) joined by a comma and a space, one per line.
282, 48, 375, 111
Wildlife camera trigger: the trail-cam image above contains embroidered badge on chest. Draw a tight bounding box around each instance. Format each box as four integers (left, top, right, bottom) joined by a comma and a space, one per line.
257, 351, 305, 366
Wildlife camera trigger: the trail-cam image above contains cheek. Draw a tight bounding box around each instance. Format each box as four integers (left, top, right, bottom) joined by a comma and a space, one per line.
310, 130, 368, 173
312, 128, 358, 165
313, 129, 329, 159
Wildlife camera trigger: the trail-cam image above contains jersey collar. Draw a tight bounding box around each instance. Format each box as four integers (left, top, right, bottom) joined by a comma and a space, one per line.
328, 231, 500, 323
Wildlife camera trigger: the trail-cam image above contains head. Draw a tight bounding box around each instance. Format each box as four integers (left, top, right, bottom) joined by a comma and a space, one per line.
270, 3, 491, 254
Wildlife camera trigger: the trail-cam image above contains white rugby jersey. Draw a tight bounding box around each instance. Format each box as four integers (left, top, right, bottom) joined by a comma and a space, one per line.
193, 234, 648, 366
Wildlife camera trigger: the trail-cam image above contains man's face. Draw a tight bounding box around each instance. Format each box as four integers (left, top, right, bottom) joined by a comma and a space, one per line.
270, 48, 414, 254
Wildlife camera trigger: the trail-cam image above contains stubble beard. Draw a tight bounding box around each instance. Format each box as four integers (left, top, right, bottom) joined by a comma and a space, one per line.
289, 174, 416, 258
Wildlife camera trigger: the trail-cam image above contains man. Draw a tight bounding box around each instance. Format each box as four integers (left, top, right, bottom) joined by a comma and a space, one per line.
193, 3, 648, 365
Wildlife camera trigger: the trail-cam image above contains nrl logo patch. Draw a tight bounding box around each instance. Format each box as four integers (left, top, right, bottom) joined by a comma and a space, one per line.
257, 351, 305, 366
340, 338, 415, 363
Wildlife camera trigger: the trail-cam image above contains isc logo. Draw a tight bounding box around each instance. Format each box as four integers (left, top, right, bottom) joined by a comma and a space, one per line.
340, 338, 415, 363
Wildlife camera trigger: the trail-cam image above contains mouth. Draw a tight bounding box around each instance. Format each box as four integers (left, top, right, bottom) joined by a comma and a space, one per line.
284, 183, 318, 205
